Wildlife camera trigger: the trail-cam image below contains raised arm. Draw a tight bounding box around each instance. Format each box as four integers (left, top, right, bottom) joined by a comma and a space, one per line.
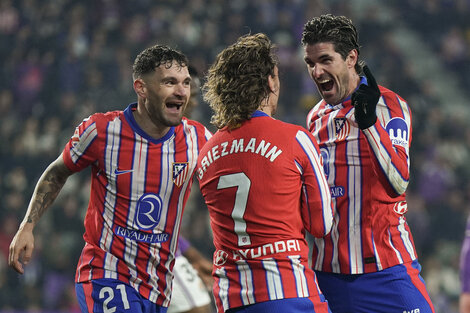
8, 153, 74, 274
353, 65, 411, 195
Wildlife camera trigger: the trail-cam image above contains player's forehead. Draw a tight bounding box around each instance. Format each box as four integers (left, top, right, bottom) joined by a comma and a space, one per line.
154, 61, 190, 80
304, 42, 337, 59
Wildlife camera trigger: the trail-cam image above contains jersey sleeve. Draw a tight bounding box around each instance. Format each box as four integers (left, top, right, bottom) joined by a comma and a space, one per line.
361, 90, 411, 196
294, 129, 333, 238
62, 114, 101, 172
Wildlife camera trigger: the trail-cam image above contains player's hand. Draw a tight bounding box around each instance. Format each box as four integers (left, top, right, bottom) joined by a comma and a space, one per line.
352, 65, 381, 130
8, 226, 35, 274
193, 258, 213, 290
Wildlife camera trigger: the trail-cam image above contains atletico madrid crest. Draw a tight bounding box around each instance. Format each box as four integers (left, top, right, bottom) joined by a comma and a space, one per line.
172, 162, 189, 187
334, 117, 350, 141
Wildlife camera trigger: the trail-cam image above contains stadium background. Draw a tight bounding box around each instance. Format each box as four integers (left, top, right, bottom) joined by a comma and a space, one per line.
0, 0, 469, 312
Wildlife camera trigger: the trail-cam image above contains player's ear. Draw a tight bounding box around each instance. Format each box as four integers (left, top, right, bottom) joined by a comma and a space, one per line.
133, 78, 146, 98
346, 49, 358, 69
268, 74, 278, 94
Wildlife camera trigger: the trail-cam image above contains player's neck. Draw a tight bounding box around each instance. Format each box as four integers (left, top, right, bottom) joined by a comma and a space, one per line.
258, 106, 272, 117
132, 109, 171, 140
258, 97, 277, 117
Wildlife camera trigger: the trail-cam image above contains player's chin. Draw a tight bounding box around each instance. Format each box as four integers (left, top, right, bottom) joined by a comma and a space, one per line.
165, 115, 184, 126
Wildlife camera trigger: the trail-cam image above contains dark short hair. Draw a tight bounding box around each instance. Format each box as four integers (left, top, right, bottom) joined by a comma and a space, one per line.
132, 45, 188, 79
302, 14, 362, 73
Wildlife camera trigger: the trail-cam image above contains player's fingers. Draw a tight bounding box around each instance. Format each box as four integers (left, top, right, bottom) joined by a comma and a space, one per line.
9, 246, 24, 274
12, 260, 24, 274
9, 241, 17, 266
22, 244, 33, 265
362, 65, 379, 91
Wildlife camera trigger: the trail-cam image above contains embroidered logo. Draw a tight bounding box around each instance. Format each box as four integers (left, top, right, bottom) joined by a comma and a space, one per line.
386, 117, 409, 148
114, 168, 134, 175
172, 162, 189, 187
334, 117, 350, 141
135, 193, 163, 229
214, 250, 228, 266
393, 201, 408, 215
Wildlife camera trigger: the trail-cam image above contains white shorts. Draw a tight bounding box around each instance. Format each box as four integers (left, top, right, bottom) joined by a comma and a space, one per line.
168, 255, 212, 313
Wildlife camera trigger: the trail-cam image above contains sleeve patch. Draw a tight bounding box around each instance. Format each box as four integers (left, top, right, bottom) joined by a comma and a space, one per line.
385, 117, 409, 148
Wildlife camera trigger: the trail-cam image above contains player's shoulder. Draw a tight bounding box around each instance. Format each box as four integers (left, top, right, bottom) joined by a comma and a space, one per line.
181, 117, 206, 129
180, 117, 212, 139
83, 109, 123, 129
264, 116, 311, 139
86, 109, 122, 121
274, 118, 306, 131
306, 99, 326, 121
311, 99, 326, 112
74, 109, 121, 128
378, 85, 411, 118
379, 85, 407, 104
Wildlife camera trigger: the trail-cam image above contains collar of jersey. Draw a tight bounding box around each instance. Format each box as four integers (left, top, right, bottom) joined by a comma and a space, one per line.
124, 102, 175, 144
325, 76, 368, 109
251, 110, 269, 118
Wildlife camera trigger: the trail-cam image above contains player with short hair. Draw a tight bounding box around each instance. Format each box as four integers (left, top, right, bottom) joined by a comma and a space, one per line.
168, 66, 213, 313
301, 14, 435, 313
9, 44, 211, 313
197, 33, 333, 313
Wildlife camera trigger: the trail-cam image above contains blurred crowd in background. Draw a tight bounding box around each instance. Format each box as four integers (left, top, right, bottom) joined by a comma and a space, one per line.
0, 0, 469, 312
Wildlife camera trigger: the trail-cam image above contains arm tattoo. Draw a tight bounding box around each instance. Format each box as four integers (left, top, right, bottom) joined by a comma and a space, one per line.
26, 162, 70, 224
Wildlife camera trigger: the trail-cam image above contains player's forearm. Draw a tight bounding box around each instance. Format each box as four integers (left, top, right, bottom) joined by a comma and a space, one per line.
362, 124, 410, 195
21, 155, 73, 228
183, 246, 206, 264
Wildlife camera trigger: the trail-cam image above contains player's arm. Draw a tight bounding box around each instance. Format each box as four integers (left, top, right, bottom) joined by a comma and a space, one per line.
9, 153, 74, 274
362, 118, 410, 196
183, 245, 213, 289
461, 293, 470, 313
179, 236, 213, 289
295, 130, 333, 238
352, 65, 410, 195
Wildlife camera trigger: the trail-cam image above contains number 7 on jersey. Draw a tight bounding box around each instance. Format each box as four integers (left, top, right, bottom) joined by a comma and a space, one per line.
217, 173, 252, 246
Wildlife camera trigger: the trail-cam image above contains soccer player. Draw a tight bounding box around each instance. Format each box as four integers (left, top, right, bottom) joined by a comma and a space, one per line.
168, 67, 213, 313
197, 33, 333, 313
301, 14, 435, 313
9, 44, 211, 313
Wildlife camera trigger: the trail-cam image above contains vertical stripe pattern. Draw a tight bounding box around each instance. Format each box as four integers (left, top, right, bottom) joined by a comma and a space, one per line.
62, 104, 210, 307
307, 86, 418, 275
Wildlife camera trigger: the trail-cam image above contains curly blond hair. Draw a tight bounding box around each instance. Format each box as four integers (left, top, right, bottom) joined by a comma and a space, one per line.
203, 33, 278, 129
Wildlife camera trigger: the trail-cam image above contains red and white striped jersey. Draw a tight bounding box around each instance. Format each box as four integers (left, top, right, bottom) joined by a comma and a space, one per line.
197, 111, 332, 312
62, 102, 211, 306
307, 80, 416, 275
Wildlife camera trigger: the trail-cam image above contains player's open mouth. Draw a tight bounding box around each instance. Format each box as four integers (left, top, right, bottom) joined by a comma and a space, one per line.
166, 102, 183, 110
318, 79, 334, 92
